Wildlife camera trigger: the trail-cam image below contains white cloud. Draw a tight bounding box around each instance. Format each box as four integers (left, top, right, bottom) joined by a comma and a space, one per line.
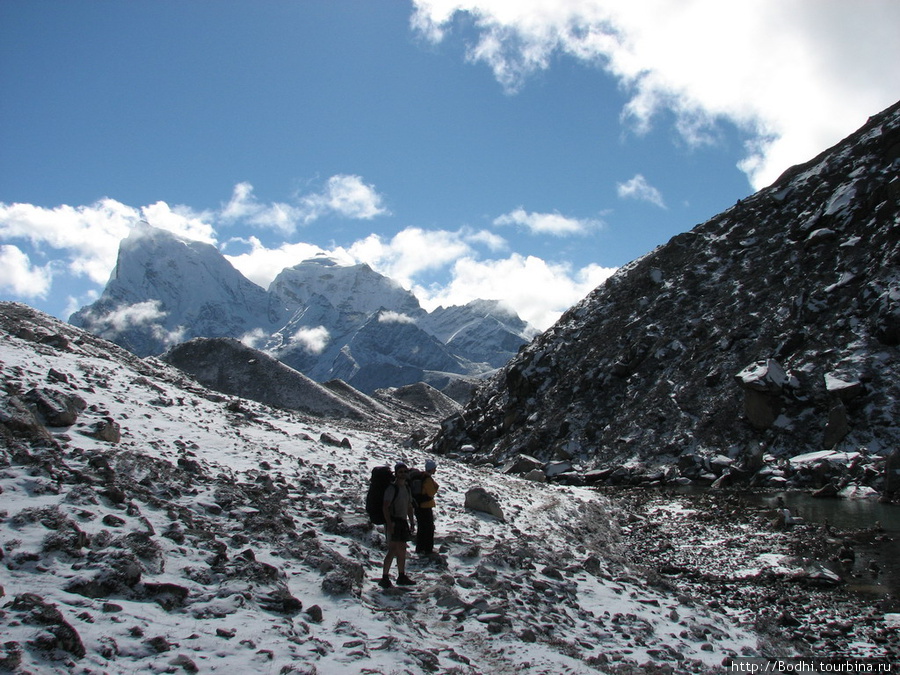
220, 182, 308, 234
0, 245, 54, 298
0, 199, 137, 284
240, 327, 270, 350
493, 208, 602, 236
415, 253, 616, 330
303, 174, 389, 220
220, 225, 609, 330
347, 227, 476, 287
75, 299, 185, 348
88, 300, 168, 332
411, 0, 900, 188
221, 176, 388, 233
290, 326, 330, 355
141, 201, 217, 243
378, 311, 416, 324
0, 198, 217, 292
616, 174, 666, 209
224, 236, 336, 289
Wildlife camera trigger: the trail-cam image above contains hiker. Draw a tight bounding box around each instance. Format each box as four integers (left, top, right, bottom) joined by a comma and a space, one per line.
413, 459, 439, 555
380, 462, 416, 588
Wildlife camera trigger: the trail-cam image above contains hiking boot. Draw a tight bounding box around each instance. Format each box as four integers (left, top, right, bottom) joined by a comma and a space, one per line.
378, 576, 393, 588
396, 574, 415, 586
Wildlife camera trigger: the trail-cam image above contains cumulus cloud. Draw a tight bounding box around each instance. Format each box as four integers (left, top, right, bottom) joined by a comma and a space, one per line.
240, 327, 270, 350
224, 236, 337, 290
415, 253, 616, 330
220, 226, 610, 330
290, 326, 331, 355
0, 245, 54, 298
75, 300, 185, 348
87, 300, 167, 332
378, 311, 416, 324
616, 174, 666, 208
347, 227, 479, 288
494, 208, 602, 236
220, 182, 309, 234
303, 175, 389, 221
0, 199, 137, 285
140, 202, 217, 243
410, 0, 900, 188
221, 175, 388, 233
1, 175, 385, 304
0, 198, 216, 291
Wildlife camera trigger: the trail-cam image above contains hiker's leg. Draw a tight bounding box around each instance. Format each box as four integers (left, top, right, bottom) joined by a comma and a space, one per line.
420, 509, 434, 553
396, 543, 408, 576
383, 527, 400, 577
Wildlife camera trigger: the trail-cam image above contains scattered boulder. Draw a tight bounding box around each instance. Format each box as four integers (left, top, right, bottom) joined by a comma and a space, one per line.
825, 373, 864, 402
502, 454, 543, 475
0, 395, 54, 445
87, 417, 121, 443
8, 593, 85, 658
22, 388, 87, 427
320, 432, 351, 448
823, 400, 851, 449
464, 487, 504, 521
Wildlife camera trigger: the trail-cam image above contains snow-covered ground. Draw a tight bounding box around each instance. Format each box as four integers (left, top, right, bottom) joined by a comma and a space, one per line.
1, 303, 766, 673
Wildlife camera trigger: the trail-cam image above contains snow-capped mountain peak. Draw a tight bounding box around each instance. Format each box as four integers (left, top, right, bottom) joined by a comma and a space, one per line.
70, 229, 536, 396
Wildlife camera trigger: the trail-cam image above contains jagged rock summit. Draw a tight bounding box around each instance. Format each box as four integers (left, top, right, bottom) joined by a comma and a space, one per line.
433, 99, 900, 488
69, 224, 274, 356
71, 239, 535, 396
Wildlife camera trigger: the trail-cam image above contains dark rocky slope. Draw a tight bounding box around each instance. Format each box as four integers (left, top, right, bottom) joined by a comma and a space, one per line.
433, 100, 900, 490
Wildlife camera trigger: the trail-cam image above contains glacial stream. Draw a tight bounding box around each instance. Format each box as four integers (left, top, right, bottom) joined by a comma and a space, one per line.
748, 491, 900, 601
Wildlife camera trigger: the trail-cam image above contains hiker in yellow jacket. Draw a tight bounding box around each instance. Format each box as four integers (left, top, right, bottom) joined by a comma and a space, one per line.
414, 459, 439, 555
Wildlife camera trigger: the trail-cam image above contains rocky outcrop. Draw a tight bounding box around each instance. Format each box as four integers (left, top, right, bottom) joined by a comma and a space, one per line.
431, 99, 900, 489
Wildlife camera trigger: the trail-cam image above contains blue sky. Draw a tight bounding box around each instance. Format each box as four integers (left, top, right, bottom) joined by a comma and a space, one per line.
2, 1, 899, 330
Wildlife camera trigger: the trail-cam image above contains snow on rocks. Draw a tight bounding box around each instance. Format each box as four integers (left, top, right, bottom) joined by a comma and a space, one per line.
1, 302, 768, 673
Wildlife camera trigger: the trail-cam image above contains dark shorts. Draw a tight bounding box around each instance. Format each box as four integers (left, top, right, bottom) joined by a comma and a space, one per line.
389, 518, 411, 543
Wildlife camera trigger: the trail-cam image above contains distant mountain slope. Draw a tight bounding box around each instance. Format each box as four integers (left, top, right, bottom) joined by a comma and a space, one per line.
433, 100, 900, 478
159, 337, 375, 421
70, 240, 535, 395
160, 336, 461, 430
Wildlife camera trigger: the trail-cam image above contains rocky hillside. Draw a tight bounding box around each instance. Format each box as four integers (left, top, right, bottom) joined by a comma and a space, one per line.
433, 100, 900, 490
3, 301, 796, 673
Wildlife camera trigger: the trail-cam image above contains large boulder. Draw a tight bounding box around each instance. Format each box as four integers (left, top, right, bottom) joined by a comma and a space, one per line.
734, 359, 789, 429
464, 487, 504, 521
23, 388, 86, 427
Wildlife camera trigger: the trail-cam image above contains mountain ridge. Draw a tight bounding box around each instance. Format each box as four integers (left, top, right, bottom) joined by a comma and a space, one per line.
70, 236, 536, 396
432, 99, 900, 489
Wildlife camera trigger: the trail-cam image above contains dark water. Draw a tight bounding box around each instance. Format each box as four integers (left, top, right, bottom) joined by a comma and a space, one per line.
748, 491, 900, 601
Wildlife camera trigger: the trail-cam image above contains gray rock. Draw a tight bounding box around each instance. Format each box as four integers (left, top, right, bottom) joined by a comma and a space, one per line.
464, 487, 504, 521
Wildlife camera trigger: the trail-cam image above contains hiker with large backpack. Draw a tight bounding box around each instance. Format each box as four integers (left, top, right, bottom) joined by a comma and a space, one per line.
410, 459, 439, 555
378, 462, 416, 588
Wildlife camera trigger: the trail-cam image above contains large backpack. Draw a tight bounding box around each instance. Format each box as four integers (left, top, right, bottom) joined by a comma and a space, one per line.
408, 468, 428, 505
365, 465, 394, 525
